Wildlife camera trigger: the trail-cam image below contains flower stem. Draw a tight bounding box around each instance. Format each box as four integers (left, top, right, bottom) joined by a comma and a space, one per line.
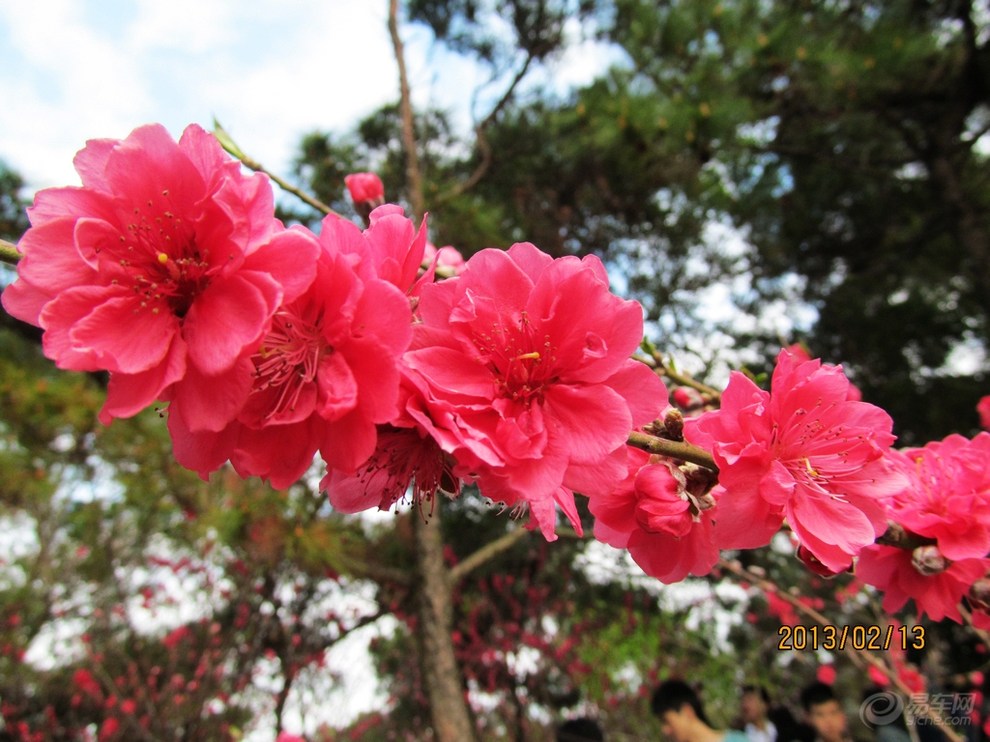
0, 238, 20, 265
627, 430, 719, 472
636, 346, 722, 399
212, 120, 337, 217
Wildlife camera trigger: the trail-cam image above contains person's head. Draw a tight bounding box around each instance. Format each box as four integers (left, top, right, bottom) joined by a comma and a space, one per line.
800, 682, 848, 742
651, 679, 710, 742
740, 684, 770, 725
556, 716, 605, 742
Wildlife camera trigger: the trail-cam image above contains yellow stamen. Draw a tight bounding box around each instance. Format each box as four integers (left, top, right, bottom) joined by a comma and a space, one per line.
515, 352, 541, 361
157, 252, 169, 264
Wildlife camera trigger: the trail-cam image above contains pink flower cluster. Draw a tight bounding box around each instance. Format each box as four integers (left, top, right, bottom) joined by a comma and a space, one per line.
4, 122, 990, 622
326, 242, 667, 539
856, 433, 990, 621
1, 125, 423, 495
589, 349, 910, 584
1, 124, 664, 539
684, 349, 905, 573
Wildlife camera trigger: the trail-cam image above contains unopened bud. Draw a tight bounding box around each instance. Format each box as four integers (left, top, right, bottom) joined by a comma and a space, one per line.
344, 172, 386, 225
344, 172, 385, 203
672, 386, 704, 410
911, 545, 948, 576
969, 577, 990, 610
663, 408, 684, 440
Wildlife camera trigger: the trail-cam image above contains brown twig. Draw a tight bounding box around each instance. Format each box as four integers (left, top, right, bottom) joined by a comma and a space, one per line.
450, 527, 530, 583
627, 430, 719, 472
653, 355, 722, 399
212, 120, 337, 217
388, 0, 425, 220
436, 53, 536, 204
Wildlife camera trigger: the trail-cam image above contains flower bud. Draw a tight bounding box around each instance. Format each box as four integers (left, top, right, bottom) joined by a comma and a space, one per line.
663, 408, 684, 440
344, 172, 385, 204
979, 395, 990, 430
672, 386, 703, 410
911, 545, 948, 576
968, 576, 990, 610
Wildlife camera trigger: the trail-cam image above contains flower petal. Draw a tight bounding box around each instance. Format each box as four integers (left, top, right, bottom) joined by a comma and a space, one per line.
183, 272, 281, 376
542, 383, 631, 464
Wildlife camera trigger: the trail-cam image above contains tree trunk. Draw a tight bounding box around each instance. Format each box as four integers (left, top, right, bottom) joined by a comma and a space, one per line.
413, 508, 478, 742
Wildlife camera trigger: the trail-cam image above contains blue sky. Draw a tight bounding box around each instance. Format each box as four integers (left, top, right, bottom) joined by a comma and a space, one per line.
0, 0, 614, 195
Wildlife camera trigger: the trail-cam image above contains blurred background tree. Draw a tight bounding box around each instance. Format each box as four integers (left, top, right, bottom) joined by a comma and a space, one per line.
292, 0, 989, 443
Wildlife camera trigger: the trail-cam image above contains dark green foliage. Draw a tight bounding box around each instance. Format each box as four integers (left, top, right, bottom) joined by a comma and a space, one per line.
407, 0, 600, 62
0, 160, 29, 241
387, 0, 990, 441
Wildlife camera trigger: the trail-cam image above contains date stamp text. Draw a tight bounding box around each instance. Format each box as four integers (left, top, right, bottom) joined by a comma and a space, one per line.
777, 624, 925, 651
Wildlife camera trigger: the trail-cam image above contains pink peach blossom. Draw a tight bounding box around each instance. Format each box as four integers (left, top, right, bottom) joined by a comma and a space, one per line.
589, 447, 719, 583
1, 123, 317, 432
402, 243, 666, 539
344, 172, 384, 203
170, 223, 412, 488
423, 242, 466, 275
671, 386, 704, 411
685, 349, 905, 572
887, 433, 990, 561
856, 544, 990, 622
783, 343, 861, 400
355, 205, 430, 293
322, 424, 457, 513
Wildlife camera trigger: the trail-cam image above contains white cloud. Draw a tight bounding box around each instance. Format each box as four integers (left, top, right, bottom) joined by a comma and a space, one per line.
0, 0, 153, 186
127, 0, 235, 55
0, 1, 619, 194
0, 1, 402, 191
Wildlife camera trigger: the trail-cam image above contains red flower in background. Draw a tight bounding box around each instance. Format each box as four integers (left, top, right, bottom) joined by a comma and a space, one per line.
72, 668, 102, 699
816, 664, 837, 685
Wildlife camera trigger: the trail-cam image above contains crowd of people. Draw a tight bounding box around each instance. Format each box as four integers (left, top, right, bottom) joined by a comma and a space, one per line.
554, 678, 924, 742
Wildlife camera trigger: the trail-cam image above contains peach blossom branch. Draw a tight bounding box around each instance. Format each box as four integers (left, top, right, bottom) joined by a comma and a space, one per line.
212, 120, 337, 217
627, 430, 719, 472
